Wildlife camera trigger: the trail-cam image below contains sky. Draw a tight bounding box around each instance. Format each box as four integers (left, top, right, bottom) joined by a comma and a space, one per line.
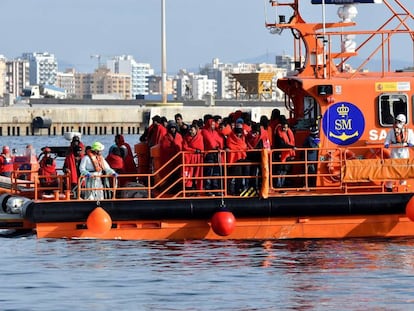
1, 0, 413, 74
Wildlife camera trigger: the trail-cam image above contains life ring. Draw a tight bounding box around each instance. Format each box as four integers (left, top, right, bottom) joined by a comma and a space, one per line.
326, 149, 356, 182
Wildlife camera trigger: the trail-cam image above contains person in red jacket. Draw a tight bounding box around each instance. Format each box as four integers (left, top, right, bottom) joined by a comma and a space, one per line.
273, 118, 296, 189
200, 118, 224, 194
39, 157, 58, 194
147, 115, 167, 148
63, 145, 84, 197
225, 123, 249, 195
182, 124, 204, 192
106, 146, 125, 174
159, 122, 183, 193
0, 146, 13, 177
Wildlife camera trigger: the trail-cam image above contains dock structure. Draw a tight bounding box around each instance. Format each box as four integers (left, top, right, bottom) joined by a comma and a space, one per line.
0, 99, 285, 137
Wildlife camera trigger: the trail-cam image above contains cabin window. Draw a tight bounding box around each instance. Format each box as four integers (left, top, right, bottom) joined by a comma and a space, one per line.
378, 93, 408, 126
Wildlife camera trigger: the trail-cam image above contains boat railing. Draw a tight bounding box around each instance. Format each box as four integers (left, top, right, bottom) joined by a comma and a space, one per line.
8, 144, 414, 201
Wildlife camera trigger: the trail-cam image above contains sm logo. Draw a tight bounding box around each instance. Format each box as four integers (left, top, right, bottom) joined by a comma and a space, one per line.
322, 102, 364, 145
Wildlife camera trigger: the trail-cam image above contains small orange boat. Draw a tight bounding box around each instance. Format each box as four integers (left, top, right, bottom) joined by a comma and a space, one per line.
2, 0, 414, 240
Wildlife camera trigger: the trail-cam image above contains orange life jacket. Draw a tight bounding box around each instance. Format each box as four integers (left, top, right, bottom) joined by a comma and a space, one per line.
87, 150, 105, 172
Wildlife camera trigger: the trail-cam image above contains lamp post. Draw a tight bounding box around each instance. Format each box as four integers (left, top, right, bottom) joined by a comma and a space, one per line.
161, 0, 167, 104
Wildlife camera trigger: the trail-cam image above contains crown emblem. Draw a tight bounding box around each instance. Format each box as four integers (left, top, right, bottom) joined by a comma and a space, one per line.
337, 104, 349, 117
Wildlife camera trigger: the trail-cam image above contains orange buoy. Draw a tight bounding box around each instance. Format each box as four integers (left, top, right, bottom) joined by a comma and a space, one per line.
86, 207, 112, 235
211, 210, 236, 236
406, 196, 414, 222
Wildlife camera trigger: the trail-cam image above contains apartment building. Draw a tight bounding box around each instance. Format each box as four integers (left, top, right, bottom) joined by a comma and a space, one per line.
107, 55, 154, 99
74, 67, 131, 99
22, 52, 58, 86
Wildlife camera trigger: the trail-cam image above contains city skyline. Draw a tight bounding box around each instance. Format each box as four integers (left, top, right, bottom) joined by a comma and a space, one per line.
1, 0, 413, 74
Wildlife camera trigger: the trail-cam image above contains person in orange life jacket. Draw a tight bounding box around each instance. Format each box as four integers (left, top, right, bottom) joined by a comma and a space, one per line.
384, 114, 414, 191
302, 127, 320, 187
201, 118, 224, 192
226, 122, 249, 195
63, 145, 84, 197
79, 142, 117, 200
273, 118, 296, 189
182, 124, 204, 191
0, 146, 13, 177
38, 157, 58, 194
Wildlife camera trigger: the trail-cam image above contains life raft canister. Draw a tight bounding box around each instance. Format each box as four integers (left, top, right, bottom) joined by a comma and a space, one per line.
134, 142, 150, 174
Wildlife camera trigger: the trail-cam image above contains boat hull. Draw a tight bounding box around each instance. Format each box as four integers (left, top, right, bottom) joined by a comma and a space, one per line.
22, 193, 414, 240
35, 214, 414, 240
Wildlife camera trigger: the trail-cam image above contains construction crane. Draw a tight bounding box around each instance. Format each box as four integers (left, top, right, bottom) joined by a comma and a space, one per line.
90, 54, 102, 68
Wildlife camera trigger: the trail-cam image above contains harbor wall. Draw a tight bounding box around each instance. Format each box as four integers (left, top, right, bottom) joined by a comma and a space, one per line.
0, 99, 287, 137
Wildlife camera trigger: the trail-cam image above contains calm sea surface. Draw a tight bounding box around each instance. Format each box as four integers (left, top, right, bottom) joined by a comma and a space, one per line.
1, 135, 414, 310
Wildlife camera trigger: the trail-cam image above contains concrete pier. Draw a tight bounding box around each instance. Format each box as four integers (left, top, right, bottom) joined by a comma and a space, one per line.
0, 98, 286, 136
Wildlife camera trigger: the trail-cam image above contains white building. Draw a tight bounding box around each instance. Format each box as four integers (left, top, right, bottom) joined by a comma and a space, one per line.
22, 52, 58, 86
176, 71, 216, 100
107, 55, 154, 99
5, 58, 30, 99
56, 69, 76, 98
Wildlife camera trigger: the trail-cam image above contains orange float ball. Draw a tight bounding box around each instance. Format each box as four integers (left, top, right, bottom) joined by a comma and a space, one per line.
211, 210, 236, 236
406, 196, 414, 222
87, 207, 112, 235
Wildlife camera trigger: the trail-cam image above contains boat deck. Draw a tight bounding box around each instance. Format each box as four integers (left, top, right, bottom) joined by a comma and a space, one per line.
3, 144, 412, 203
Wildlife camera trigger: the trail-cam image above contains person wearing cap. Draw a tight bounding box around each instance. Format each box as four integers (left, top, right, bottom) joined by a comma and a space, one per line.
0, 146, 13, 177
79, 141, 117, 200
302, 126, 320, 187
384, 114, 414, 191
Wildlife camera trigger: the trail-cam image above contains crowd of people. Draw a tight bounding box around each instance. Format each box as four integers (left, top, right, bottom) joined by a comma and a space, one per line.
0, 108, 324, 198
138, 109, 317, 196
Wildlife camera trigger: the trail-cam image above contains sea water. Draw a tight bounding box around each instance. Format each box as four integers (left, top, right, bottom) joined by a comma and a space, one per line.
1, 135, 414, 310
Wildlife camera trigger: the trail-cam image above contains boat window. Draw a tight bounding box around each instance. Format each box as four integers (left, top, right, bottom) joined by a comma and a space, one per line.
378, 93, 408, 126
